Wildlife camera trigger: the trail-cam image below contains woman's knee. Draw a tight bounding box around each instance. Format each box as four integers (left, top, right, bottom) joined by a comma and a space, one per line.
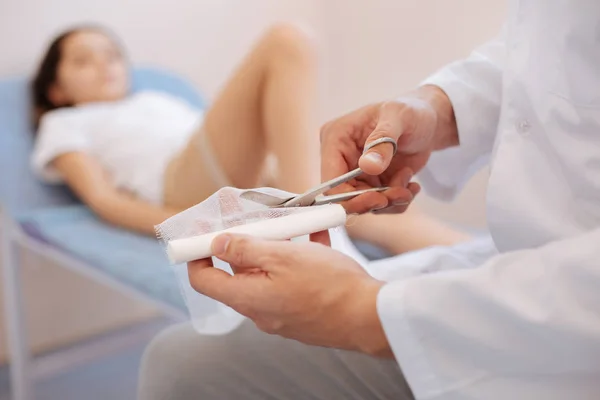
261, 22, 319, 65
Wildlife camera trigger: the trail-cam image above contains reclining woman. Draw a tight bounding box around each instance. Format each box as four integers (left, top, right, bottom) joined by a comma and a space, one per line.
30, 24, 469, 255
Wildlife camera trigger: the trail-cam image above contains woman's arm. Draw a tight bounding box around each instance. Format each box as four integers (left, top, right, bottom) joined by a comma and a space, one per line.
53, 152, 179, 235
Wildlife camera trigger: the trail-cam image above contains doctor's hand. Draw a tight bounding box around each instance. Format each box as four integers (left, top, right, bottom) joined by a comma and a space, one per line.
187, 232, 393, 358
320, 84, 458, 214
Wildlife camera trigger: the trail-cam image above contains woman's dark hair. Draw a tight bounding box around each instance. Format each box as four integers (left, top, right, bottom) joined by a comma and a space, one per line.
31, 25, 118, 128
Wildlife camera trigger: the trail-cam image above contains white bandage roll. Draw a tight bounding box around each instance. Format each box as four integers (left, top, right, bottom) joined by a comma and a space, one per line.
166, 204, 347, 264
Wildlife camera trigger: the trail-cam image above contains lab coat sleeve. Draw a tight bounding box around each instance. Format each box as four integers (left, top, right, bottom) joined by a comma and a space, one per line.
416, 30, 506, 201
378, 227, 600, 399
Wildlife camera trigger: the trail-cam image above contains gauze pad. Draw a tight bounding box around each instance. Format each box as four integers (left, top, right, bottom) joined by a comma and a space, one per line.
155, 187, 348, 334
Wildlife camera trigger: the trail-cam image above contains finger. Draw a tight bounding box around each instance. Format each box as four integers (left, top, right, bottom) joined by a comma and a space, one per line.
380, 186, 414, 207
230, 264, 265, 275
359, 102, 405, 175
187, 258, 240, 303
338, 175, 415, 214
387, 167, 414, 188
373, 204, 409, 215
324, 181, 361, 196
309, 230, 331, 247
374, 167, 415, 205
341, 191, 389, 215
211, 233, 284, 270
408, 181, 421, 197
320, 131, 357, 182
320, 105, 379, 183
373, 182, 421, 214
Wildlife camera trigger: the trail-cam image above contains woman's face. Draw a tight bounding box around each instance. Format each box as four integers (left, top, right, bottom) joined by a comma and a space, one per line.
50, 30, 129, 106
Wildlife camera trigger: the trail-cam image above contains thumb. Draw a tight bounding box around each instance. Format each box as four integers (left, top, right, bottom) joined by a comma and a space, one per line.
359, 102, 405, 175
211, 233, 278, 270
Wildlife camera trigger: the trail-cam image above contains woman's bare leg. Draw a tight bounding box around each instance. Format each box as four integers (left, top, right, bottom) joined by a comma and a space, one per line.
347, 205, 472, 255
164, 24, 320, 209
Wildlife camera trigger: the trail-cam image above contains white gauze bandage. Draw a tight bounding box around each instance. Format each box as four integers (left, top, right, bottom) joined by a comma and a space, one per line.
155, 187, 348, 334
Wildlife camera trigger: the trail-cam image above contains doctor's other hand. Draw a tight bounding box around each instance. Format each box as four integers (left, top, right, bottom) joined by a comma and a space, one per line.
320, 84, 458, 215
187, 233, 393, 358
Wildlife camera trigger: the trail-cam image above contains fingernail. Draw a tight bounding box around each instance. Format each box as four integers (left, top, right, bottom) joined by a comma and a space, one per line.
393, 200, 409, 206
363, 152, 383, 166
371, 204, 387, 212
212, 234, 231, 255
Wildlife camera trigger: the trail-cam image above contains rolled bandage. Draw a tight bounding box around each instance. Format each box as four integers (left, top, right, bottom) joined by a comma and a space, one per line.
166, 204, 347, 264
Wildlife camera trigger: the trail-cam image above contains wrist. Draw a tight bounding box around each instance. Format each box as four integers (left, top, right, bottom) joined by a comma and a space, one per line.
350, 278, 395, 359
416, 84, 459, 150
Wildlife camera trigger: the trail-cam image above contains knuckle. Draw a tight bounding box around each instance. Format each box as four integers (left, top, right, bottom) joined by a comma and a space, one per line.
319, 126, 327, 142
319, 121, 334, 142
229, 236, 249, 265
369, 125, 392, 140
254, 319, 269, 333
256, 318, 284, 335
403, 106, 417, 121
381, 99, 402, 110
384, 99, 414, 118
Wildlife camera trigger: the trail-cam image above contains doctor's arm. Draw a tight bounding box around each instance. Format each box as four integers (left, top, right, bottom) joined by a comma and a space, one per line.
378, 29, 600, 398
379, 226, 600, 399
418, 30, 507, 199
52, 152, 179, 235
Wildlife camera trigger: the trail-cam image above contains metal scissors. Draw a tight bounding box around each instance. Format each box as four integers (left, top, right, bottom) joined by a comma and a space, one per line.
240, 137, 397, 208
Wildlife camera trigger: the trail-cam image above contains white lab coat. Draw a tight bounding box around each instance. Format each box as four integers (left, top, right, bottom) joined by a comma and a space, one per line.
377, 1, 600, 399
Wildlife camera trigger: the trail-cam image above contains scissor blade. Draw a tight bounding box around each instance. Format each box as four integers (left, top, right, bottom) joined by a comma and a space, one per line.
282, 167, 364, 208
239, 190, 292, 207
312, 187, 390, 205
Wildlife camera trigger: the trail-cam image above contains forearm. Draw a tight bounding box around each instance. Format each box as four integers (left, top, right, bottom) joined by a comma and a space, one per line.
50, 153, 179, 235
89, 193, 179, 235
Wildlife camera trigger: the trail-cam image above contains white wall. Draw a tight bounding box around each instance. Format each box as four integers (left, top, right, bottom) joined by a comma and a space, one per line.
320, 0, 507, 114
0, 0, 506, 361
0, 0, 320, 97
318, 0, 507, 227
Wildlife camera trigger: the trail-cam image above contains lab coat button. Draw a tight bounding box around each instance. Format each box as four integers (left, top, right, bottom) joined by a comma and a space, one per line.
517, 119, 532, 135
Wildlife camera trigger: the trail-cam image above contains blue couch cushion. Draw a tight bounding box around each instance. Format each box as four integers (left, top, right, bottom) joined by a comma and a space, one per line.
17, 205, 186, 312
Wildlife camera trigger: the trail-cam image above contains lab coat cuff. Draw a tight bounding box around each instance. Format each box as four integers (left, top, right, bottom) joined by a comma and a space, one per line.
414, 73, 490, 201
377, 280, 444, 400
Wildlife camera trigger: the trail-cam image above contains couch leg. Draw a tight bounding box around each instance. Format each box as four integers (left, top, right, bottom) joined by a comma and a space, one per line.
2, 216, 33, 400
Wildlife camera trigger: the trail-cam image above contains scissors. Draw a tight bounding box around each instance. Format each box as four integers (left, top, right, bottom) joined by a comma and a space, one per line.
240, 137, 398, 208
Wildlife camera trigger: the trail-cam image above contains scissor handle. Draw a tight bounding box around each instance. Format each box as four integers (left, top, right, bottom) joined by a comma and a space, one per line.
283, 137, 398, 208
363, 137, 398, 156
